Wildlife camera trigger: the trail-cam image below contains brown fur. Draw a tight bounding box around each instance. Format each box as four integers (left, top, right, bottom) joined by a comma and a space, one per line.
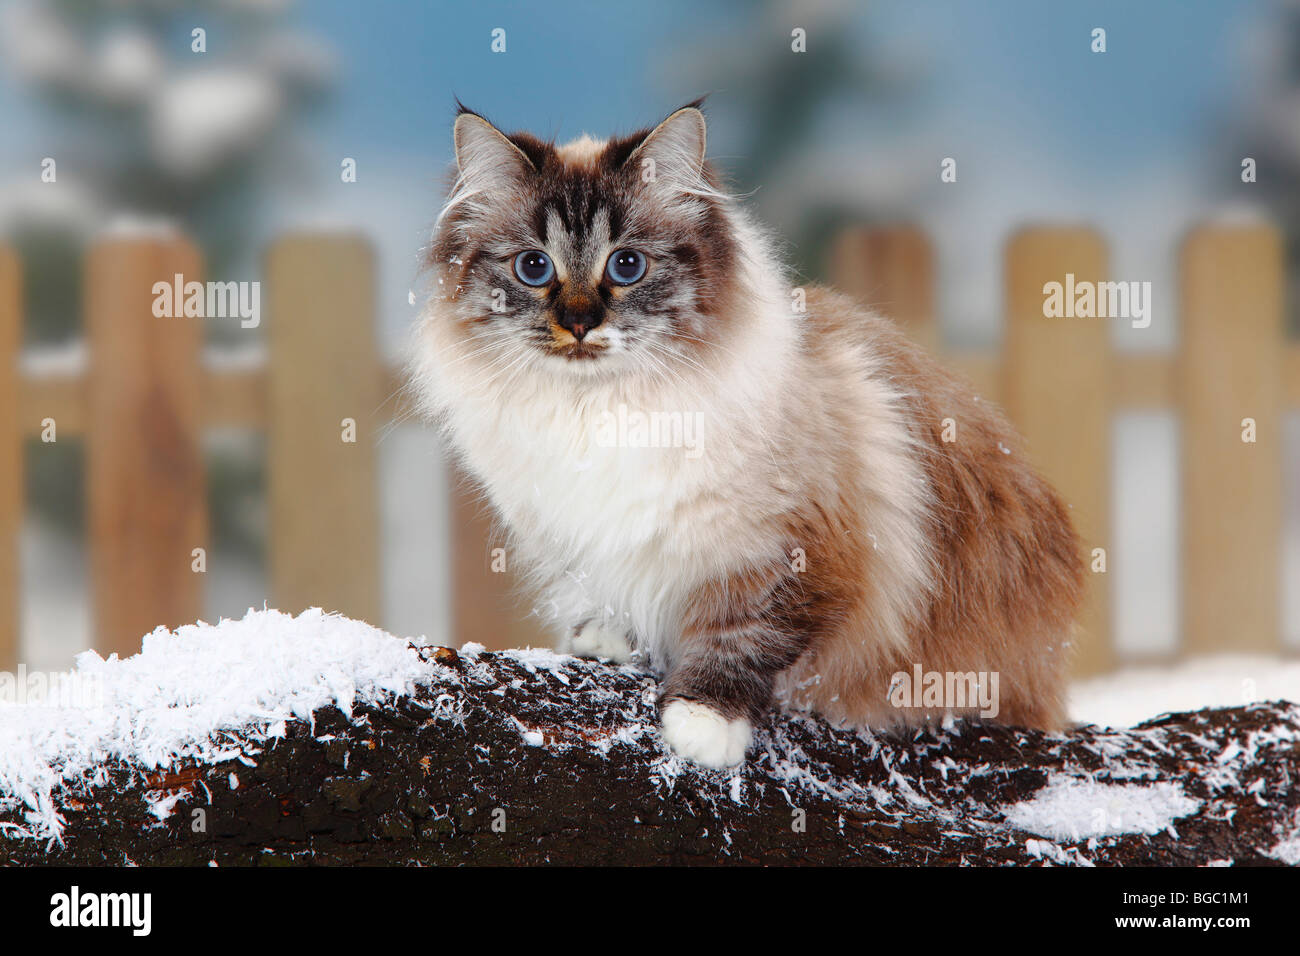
766, 290, 1083, 730
657, 287, 1082, 733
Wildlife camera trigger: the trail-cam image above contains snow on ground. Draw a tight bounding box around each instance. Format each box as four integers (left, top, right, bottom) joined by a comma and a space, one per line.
1003, 776, 1200, 842
0, 608, 432, 842
1070, 656, 1300, 728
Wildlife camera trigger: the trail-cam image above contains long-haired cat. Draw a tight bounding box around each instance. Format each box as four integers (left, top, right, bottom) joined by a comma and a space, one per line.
411, 102, 1084, 768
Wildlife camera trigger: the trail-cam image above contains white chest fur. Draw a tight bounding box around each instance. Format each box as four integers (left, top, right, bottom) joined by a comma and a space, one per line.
440, 365, 792, 659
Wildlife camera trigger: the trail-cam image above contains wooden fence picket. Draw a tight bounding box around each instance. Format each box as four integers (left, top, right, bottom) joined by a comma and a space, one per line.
86, 237, 207, 659
1180, 224, 1284, 655
266, 235, 382, 625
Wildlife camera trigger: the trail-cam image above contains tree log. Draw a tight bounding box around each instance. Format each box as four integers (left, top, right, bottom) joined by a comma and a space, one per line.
2, 644, 1297, 865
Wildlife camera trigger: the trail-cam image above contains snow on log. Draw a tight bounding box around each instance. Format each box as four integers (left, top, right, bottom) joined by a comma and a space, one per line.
1, 609, 1298, 865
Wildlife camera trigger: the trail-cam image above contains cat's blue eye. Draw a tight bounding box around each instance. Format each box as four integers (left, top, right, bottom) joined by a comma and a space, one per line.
605, 249, 647, 285
513, 250, 554, 286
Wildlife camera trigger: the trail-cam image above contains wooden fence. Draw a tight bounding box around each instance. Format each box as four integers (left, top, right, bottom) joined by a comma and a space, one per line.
0, 225, 1296, 679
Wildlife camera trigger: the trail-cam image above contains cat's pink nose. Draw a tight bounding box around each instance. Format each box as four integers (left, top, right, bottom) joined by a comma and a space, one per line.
557, 307, 603, 341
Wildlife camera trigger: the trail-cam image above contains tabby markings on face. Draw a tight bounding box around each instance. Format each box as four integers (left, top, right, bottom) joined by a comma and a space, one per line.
431, 103, 738, 376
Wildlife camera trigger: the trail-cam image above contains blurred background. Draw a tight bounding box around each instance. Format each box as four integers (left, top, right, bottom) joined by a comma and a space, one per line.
0, 0, 1296, 725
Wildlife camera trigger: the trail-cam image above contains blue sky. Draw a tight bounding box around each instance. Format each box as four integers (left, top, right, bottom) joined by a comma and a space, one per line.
295, 0, 693, 159
294, 0, 1257, 175
886, 0, 1247, 161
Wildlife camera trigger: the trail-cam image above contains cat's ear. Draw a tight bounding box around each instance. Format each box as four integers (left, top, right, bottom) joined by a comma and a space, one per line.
629, 105, 708, 195
453, 111, 535, 192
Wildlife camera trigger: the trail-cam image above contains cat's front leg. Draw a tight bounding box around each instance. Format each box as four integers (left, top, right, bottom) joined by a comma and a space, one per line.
658, 566, 812, 769
556, 616, 634, 664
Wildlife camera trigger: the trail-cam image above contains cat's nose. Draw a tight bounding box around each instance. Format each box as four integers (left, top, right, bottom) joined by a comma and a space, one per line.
557, 305, 604, 341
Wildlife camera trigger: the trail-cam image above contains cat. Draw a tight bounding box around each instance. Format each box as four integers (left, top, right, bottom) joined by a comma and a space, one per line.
410, 101, 1084, 768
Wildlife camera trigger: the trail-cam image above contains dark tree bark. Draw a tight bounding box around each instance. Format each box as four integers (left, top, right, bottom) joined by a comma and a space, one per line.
2, 645, 1297, 865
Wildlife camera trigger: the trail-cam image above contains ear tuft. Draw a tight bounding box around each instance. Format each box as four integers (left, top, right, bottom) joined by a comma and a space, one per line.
628, 106, 709, 199
452, 111, 535, 188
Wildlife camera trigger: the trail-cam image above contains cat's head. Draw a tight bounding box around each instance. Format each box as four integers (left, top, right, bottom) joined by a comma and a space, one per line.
427, 102, 741, 378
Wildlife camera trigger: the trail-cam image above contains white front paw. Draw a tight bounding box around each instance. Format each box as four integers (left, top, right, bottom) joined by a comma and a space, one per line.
560, 619, 633, 663
659, 699, 752, 769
